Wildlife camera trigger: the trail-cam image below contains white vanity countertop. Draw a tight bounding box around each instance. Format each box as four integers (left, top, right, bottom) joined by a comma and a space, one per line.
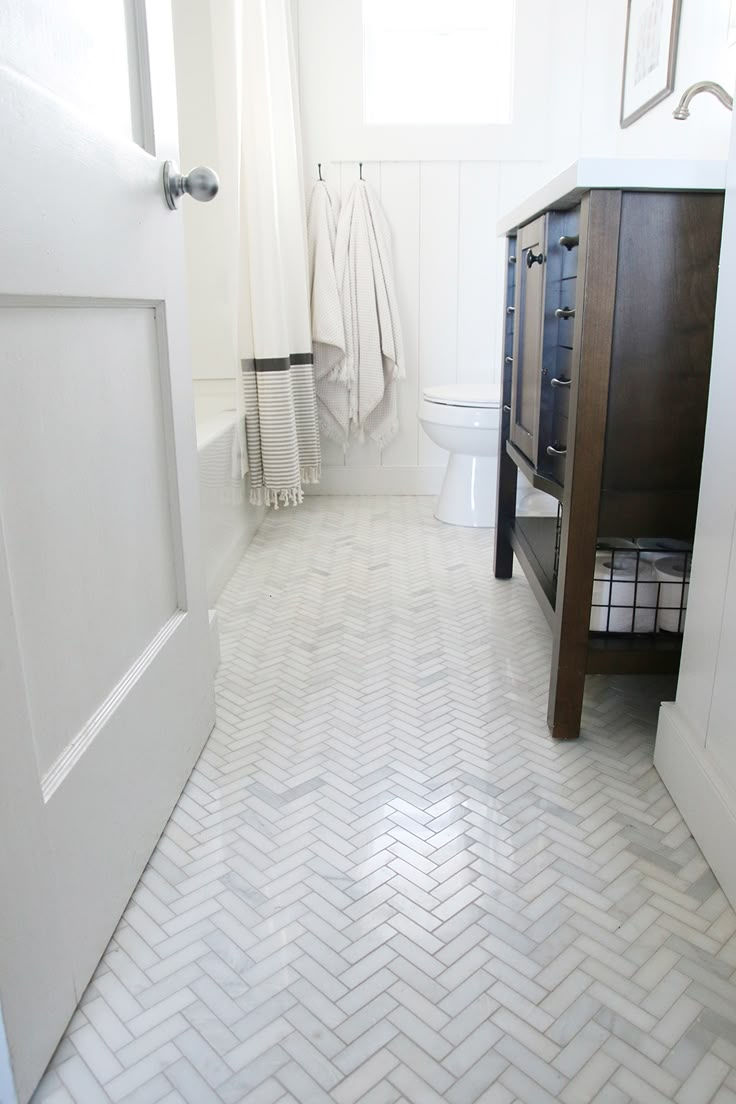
497, 157, 727, 236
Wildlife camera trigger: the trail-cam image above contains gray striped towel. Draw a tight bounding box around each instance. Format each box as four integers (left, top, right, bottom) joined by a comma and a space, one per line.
244, 353, 321, 508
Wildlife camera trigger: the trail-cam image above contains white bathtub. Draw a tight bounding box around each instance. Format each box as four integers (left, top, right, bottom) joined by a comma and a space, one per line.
195, 392, 264, 605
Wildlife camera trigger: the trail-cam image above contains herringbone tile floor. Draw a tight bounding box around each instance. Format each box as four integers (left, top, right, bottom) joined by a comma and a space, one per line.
34, 497, 736, 1104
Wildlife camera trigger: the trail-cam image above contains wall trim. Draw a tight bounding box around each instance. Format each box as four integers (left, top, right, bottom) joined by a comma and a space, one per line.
306, 466, 445, 496
208, 610, 221, 676
654, 702, 736, 909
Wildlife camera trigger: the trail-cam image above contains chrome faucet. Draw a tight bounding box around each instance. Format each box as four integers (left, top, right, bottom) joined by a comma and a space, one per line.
673, 81, 733, 120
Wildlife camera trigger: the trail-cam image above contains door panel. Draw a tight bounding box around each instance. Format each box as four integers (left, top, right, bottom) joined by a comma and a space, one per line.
0, 3, 215, 1099
0, 306, 179, 774
0, 0, 139, 142
0, 526, 75, 1097
509, 214, 546, 464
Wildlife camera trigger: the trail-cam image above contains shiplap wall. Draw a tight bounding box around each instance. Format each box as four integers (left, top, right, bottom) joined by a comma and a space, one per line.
308, 159, 545, 494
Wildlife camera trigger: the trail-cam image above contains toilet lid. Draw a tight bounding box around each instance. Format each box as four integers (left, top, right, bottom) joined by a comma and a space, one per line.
423, 385, 500, 409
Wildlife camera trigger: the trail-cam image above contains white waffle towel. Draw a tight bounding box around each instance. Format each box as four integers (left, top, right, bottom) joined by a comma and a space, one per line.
334, 179, 404, 448
308, 180, 349, 445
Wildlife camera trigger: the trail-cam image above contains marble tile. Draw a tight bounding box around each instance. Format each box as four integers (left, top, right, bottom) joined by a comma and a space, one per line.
32, 498, 736, 1102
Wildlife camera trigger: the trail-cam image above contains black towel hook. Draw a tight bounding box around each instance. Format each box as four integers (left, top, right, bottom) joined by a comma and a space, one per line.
318, 163, 323, 181
359, 162, 364, 180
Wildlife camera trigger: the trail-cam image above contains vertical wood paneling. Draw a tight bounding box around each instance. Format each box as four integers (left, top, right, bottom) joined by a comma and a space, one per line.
314, 158, 518, 485
418, 162, 460, 467
380, 162, 421, 469
457, 162, 502, 388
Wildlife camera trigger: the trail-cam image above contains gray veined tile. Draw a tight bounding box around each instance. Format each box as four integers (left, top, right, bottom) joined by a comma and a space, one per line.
31, 498, 736, 1104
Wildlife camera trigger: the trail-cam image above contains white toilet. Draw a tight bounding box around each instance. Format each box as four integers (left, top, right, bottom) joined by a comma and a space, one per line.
419, 385, 500, 527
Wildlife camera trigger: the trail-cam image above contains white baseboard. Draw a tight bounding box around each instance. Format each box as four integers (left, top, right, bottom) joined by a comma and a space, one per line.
206, 506, 265, 606
654, 702, 736, 909
208, 609, 221, 676
306, 466, 445, 496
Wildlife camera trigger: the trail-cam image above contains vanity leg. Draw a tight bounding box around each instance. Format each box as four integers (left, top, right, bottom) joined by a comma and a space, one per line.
547, 601, 588, 740
495, 440, 517, 579
546, 190, 621, 739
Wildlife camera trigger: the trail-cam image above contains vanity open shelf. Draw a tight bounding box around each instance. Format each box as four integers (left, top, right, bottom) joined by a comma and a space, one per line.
494, 161, 725, 739
508, 515, 558, 620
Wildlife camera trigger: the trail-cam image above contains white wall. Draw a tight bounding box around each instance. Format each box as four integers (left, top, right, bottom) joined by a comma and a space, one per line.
298, 0, 576, 167
577, 0, 735, 166
297, 0, 735, 493
171, 0, 239, 383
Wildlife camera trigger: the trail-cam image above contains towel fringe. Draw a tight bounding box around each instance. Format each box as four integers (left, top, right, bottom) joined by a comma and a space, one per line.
368, 417, 400, 451
301, 464, 322, 484
327, 359, 352, 384
249, 485, 305, 509
317, 411, 350, 449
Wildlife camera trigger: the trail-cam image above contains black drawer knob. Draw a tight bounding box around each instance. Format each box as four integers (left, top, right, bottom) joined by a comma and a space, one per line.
526, 248, 544, 269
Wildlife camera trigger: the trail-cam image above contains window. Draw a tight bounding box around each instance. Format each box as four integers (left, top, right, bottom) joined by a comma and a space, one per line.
362, 0, 515, 126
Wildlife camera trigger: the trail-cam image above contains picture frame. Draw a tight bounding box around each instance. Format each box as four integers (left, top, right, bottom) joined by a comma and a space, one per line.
620, 0, 682, 129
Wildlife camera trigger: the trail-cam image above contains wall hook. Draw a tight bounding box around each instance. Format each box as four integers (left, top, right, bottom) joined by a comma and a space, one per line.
359, 162, 364, 180
318, 163, 323, 181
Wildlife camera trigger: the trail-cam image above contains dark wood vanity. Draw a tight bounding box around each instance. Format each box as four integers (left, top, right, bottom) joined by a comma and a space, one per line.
495, 164, 725, 739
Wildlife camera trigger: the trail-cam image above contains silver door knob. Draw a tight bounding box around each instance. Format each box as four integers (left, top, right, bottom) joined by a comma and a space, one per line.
163, 161, 219, 210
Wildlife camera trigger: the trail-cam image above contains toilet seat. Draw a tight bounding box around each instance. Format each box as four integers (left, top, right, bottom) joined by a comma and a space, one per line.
423, 385, 500, 409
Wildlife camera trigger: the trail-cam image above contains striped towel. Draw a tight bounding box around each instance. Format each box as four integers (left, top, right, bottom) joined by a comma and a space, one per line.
244, 354, 321, 508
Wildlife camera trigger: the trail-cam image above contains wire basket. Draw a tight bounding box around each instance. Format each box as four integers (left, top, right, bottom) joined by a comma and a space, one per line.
590, 539, 691, 635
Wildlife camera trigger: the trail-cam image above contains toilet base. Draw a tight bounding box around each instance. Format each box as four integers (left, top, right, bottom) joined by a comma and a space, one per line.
435, 453, 496, 528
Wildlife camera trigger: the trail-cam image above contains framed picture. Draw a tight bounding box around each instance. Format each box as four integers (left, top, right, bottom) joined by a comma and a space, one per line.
620, 0, 682, 128
729, 0, 736, 48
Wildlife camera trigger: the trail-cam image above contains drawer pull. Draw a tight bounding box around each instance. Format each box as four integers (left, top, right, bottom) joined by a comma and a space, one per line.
546, 445, 567, 457
550, 377, 571, 388
508, 255, 517, 264
555, 306, 575, 319
503, 404, 511, 413
506, 305, 515, 314
505, 355, 514, 364
526, 249, 544, 269
559, 234, 579, 250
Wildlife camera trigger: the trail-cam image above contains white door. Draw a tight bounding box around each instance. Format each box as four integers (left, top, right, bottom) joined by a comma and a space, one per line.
0, 3, 215, 1100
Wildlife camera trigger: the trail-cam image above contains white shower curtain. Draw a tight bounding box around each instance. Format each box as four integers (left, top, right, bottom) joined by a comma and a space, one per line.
210, 0, 320, 506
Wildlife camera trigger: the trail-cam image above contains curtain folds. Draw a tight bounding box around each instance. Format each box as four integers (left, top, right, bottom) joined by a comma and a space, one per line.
210, 0, 320, 507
